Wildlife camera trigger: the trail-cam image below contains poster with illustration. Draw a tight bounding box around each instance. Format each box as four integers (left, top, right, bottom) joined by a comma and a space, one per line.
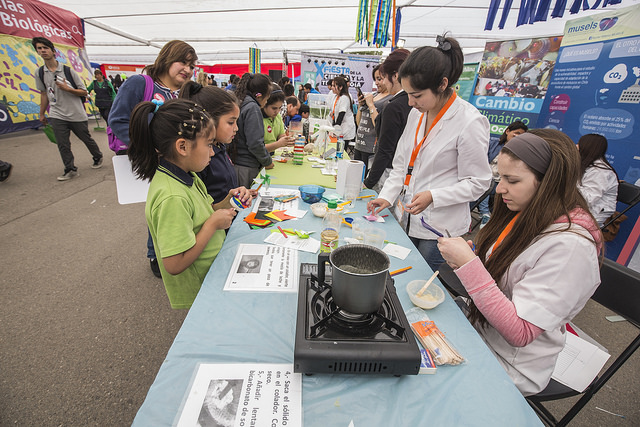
537, 5, 640, 264
469, 36, 563, 143
455, 62, 478, 102
0, 0, 93, 134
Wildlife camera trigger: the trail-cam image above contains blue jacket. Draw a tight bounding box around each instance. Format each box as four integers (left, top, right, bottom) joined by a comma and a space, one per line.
487, 137, 504, 163
197, 143, 238, 203
108, 74, 176, 145
231, 95, 271, 168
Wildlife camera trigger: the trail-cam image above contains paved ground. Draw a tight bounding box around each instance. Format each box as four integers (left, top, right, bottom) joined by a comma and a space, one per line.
0, 123, 638, 426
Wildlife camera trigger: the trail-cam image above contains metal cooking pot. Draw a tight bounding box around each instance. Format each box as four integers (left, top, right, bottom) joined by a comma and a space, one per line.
317, 244, 390, 314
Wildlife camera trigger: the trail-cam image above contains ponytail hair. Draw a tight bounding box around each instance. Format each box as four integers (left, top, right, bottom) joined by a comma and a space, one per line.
398, 34, 463, 96
179, 81, 239, 126
234, 73, 272, 101
128, 99, 212, 181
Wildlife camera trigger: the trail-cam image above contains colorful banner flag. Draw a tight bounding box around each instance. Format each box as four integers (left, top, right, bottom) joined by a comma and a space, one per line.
249, 47, 261, 74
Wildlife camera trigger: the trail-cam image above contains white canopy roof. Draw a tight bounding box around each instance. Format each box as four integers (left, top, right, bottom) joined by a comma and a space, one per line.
44, 0, 638, 65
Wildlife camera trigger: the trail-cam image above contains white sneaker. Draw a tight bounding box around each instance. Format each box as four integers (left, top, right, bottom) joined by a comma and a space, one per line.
57, 170, 79, 181
479, 214, 491, 229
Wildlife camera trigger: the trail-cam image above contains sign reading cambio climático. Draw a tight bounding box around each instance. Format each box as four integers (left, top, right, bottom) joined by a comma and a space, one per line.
0, 0, 84, 48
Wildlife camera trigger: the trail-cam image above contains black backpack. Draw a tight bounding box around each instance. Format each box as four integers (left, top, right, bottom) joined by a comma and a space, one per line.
38, 65, 86, 103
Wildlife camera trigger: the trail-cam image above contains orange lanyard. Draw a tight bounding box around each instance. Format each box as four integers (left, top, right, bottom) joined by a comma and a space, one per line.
403, 93, 457, 186
330, 95, 339, 119
489, 212, 520, 258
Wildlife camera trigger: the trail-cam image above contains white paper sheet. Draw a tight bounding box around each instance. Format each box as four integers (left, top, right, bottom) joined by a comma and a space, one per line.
383, 243, 412, 260
176, 363, 302, 427
223, 244, 298, 292
264, 232, 320, 253
551, 332, 610, 392
112, 155, 150, 204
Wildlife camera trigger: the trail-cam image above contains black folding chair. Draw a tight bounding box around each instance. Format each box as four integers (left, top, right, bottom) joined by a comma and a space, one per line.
601, 181, 640, 231
526, 258, 640, 426
469, 180, 497, 233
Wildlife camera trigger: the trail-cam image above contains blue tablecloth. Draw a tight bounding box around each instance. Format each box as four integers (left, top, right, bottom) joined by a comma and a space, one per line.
133, 186, 542, 426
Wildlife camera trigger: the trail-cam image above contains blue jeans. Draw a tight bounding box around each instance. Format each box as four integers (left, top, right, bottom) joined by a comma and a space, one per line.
477, 196, 490, 215
147, 229, 156, 259
410, 237, 445, 272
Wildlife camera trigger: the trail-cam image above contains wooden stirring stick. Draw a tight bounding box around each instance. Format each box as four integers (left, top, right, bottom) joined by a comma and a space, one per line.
416, 270, 439, 297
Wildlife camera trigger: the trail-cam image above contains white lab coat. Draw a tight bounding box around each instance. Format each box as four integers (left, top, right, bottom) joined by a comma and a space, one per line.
378, 96, 492, 238
578, 160, 618, 226
478, 223, 600, 395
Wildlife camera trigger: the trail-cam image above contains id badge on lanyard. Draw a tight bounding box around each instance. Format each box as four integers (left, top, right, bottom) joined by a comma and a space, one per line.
395, 186, 412, 230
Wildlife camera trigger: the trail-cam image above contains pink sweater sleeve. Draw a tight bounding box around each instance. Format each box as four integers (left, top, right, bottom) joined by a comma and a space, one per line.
454, 257, 544, 347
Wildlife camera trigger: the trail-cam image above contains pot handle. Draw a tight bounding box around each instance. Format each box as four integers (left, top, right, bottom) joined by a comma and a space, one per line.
317, 252, 330, 284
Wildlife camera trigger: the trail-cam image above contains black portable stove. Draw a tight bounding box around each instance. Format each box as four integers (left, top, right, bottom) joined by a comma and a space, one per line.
294, 263, 421, 375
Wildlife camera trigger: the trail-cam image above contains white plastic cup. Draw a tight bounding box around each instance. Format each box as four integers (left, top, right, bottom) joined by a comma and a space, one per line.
364, 227, 386, 249
352, 218, 370, 243
343, 183, 360, 207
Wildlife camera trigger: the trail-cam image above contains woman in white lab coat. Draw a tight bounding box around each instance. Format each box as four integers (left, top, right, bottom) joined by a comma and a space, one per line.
368, 36, 491, 270
577, 133, 618, 226
437, 129, 602, 395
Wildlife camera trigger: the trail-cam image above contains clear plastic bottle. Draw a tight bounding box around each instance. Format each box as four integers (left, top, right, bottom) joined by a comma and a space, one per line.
320, 200, 341, 252
336, 134, 345, 159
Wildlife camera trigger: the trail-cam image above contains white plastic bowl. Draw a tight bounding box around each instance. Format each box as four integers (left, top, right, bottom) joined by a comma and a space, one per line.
407, 279, 445, 309
311, 202, 328, 218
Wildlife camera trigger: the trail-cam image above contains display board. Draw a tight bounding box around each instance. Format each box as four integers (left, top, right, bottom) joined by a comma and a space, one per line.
300, 52, 380, 99
469, 36, 563, 143
537, 5, 640, 264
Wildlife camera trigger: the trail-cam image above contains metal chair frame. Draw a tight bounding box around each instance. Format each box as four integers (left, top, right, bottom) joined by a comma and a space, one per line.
601, 181, 640, 231
526, 258, 640, 426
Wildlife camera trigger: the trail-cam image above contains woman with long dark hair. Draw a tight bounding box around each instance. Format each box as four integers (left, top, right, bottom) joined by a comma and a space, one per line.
354, 64, 391, 174
438, 129, 602, 395
577, 133, 618, 226
476, 120, 529, 227
364, 49, 411, 192
329, 76, 356, 153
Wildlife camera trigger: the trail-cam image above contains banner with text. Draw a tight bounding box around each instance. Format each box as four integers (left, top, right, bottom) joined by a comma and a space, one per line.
0, 0, 84, 48
0, 0, 92, 134
537, 5, 640, 264
469, 36, 563, 144
300, 52, 380, 100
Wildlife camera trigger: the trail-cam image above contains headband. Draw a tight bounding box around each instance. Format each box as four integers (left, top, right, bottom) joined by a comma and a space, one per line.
504, 133, 552, 175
